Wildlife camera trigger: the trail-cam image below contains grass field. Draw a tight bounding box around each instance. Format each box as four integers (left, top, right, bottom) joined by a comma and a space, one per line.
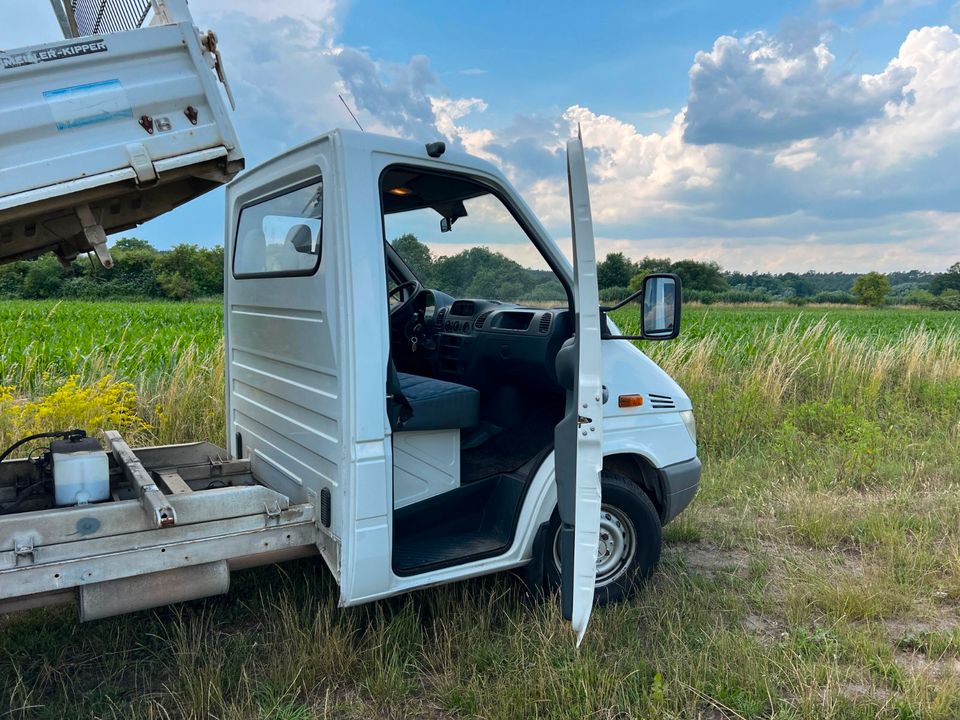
2, 300, 960, 719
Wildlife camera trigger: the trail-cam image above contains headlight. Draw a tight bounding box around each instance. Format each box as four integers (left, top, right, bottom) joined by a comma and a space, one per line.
679, 410, 697, 445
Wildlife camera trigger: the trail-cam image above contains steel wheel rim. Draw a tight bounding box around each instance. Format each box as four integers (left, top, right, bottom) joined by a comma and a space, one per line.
552, 503, 637, 588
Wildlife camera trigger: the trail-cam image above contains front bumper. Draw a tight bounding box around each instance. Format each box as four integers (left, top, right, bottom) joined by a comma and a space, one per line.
659, 456, 701, 523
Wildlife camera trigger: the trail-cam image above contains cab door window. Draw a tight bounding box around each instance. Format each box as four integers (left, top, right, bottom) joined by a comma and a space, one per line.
233, 179, 323, 278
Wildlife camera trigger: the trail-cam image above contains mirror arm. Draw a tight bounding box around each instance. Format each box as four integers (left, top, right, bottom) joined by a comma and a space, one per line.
598, 286, 646, 313
599, 310, 655, 342
600, 272, 683, 342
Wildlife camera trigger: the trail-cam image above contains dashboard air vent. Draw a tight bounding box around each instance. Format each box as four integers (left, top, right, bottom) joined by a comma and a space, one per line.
648, 393, 675, 409
538, 312, 553, 333
436, 307, 447, 325
475, 311, 492, 329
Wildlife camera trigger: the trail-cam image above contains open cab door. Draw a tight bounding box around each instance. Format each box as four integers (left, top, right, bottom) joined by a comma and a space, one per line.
554, 133, 604, 644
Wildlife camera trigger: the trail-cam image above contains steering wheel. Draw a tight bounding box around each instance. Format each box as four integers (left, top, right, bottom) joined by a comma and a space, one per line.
389, 280, 421, 313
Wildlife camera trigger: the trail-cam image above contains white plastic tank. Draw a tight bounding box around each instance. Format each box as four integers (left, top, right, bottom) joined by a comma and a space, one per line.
51, 436, 110, 506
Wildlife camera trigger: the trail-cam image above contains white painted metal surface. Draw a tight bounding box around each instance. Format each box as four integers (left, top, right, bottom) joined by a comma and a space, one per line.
224, 137, 345, 581
234, 130, 696, 611
392, 430, 462, 509
562, 134, 605, 644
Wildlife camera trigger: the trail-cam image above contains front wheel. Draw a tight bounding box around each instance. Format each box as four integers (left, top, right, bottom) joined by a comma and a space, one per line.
543, 471, 662, 605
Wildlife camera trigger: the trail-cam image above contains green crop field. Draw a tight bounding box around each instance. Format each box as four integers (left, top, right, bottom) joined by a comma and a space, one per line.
0, 300, 223, 395
2, 300, 960, 719
2, 300, 957, 394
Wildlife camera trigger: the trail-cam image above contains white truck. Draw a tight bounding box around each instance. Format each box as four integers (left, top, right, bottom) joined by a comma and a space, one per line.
0, 3, 700, 642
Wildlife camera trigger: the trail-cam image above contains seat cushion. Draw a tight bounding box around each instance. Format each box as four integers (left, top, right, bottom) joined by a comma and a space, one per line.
396, 372, 479, 432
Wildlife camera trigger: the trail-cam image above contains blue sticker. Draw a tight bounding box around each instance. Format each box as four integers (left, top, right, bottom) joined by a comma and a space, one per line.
43, 79, 133, 131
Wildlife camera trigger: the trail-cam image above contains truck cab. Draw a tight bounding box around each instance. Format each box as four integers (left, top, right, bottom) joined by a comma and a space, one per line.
224, 129, 700, 637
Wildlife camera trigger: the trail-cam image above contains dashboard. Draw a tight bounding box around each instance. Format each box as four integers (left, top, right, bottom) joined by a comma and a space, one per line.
438, 299, 555, 336
412, 295, 572, 391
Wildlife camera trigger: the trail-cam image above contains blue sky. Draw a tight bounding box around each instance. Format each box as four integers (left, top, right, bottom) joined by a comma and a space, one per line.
4, 0, 960, 272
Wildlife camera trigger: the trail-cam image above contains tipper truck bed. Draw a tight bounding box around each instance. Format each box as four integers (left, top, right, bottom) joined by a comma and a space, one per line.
0, 0, 243, 268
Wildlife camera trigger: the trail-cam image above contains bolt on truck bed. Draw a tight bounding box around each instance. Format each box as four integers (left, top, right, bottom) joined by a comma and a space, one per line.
0, 0, 243, 268
0, 433, 326, 619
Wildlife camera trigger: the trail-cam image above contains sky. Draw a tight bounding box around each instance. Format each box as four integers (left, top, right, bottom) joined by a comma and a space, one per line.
3, 0, 960, 273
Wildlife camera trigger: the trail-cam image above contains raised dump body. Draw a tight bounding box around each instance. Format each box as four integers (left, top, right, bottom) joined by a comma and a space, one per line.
0, 0, 243, 268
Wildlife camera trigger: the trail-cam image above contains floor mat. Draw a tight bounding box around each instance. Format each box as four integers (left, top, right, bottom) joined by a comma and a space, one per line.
460, 408, 557, 482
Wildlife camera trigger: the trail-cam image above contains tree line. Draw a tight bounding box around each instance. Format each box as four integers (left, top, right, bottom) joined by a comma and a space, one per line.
395, 235, 960, 310
591, 252, 960, 308
0, 239, 223, 301
1, 234, 958, 310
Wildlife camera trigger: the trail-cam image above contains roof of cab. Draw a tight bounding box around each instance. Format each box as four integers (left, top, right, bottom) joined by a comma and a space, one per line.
228, 128, 509, 194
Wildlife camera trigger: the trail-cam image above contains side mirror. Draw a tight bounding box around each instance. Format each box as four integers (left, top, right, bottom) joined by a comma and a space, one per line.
262, 215, 321, 255
287, 224, 317, 254
640, 273, 681, 340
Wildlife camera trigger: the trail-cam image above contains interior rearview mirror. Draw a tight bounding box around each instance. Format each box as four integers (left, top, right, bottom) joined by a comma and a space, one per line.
640, 273, 681, 340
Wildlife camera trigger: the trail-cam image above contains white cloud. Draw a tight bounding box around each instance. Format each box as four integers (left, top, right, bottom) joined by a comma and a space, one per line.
113, 0, 960, 273
682, 31, 913, 147
841, 25, 960, 168
0, 6, 61, 48
195, 0, 340, 37
333, 49, 440, 140
817, 0, 864, 11
636, 108, 673, 119
189, 0, 458, 158
430, 97, 496, 158
863, 0, 937, 24
773, 139, 819, 171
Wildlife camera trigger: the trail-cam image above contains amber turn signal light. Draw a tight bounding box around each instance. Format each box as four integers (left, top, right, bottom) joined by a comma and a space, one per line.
618, 394, 644, 408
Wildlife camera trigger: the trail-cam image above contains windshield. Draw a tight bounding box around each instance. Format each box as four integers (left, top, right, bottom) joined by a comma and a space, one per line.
382, 168, 566, 306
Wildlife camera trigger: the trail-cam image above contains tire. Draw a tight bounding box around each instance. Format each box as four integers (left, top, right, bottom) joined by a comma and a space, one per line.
544, 471, 662, 606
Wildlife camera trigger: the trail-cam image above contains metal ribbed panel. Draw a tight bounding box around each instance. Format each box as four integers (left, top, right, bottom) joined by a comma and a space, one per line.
70, 0, 152, 36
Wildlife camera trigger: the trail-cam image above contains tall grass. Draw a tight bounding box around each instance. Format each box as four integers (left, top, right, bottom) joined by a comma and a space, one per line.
642, 317, 960, 455
0, 338, 224, 451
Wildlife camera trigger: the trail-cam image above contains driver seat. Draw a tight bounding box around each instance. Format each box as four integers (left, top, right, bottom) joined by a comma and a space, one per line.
388, 368, 480, 509
394, 372, 479, 432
